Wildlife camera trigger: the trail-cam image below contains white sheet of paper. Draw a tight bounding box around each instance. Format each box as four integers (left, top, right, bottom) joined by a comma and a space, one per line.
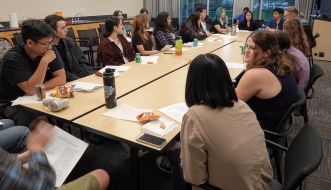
125, 37, 131, 43
72, 82, 103, 92
239, 30, 250, 32
205, 37, 218, 41
212, 33, 223, 36
220, 35, 237, 38
226, 62, 246, 69
23, 126, 88, 188
141, 117, 177, 137
98, 65, 130, 72
141, 56, 159, 64
102, 104, 152, 122
12, 90, 55, 106
0, 121, 4, 125
160, 45, 173, 52
169, 47, 189, 51
158, 102, 188, 124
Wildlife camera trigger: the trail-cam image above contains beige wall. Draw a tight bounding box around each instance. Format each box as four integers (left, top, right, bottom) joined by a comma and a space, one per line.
0, 0, 143, 21
145, 0, 153, 19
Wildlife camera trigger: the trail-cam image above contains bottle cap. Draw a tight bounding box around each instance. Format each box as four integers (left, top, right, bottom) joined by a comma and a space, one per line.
104, 68, 115, 76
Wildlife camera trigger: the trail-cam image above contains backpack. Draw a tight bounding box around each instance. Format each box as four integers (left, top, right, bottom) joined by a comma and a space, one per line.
0, 38, 13, 64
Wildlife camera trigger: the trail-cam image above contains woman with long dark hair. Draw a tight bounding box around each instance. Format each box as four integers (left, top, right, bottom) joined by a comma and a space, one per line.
195, 6, 211, 37
165, 54, 273, 189
179, 12, 207, 43
238, 11, 259, 31
152, 12, 175, 51
97, 16, 135, 65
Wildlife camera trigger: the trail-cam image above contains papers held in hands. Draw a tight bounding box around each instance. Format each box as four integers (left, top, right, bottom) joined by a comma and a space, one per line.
158, 102, 189, 124
141, 56, 159, 64
72, 82, 103, 92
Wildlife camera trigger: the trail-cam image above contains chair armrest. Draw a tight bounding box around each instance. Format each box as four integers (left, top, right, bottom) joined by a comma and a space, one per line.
306, 87, 314, 99
265, 139, 288, 152
263, 124, 294, 137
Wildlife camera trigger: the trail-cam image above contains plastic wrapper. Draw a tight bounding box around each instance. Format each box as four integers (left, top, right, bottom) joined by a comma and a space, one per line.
50, 85, 75, 98
137, 112, 160, 123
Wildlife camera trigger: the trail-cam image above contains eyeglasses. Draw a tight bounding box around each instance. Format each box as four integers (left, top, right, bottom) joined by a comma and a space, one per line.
35, 41, 53, 48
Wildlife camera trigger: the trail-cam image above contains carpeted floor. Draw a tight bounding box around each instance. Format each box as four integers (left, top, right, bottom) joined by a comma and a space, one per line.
67, 60, 331, 190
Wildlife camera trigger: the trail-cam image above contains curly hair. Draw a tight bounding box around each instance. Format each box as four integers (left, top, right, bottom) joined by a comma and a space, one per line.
283, 18, 310, 56
132, 14, 149, 43
246, 30, 298, 78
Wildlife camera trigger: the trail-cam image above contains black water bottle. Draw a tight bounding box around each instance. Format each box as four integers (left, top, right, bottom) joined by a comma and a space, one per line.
103, 68, 117, 108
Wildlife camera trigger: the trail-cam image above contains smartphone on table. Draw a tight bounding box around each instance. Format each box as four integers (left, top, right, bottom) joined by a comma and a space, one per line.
136, 133, 167, 148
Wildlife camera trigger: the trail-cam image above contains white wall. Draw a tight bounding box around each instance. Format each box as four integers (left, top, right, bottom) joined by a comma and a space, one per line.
233, 0, 252, 20
145, 0, 153, 19
0, 0, 143, 21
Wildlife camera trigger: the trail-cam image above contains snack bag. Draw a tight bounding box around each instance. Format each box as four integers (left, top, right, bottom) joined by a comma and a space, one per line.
137, 112, 160, 123
50, 85, 75, 98
95, 71, 103, 77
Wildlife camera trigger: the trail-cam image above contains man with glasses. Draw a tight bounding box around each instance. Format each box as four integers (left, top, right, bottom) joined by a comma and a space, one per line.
284, 6, 308, 23
0, 19, 66, 129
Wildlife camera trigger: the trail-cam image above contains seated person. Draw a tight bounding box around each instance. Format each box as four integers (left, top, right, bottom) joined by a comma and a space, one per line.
195, 6, 212, 37
0, 19, 66, 128
236, 30, 298, 135
209, 7, 230, 34
168, 54, 272, 189
98, 16, 135, 65
0, 119, 30, 154
152, 12, 176, 51
44, 15, 94, 82
132, 14, 158, 55
140, 8, 149, 15
113, 10, 128, 37
179, 12, 207, 43
0, 121, 110, 190
236, 7, 249, 24
284, 6, 308, 23
238, 11, 259, 31
276, 31, 310, 89
283, 18, 311, 57
267, 8, 285, 30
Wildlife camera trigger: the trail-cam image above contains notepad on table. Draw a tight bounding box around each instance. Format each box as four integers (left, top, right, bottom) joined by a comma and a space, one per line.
72, 82, 103, 92
160, 45, 173, 52
141, 56, 159, 64
141, 117, 177, 137
102, 104, 152, 122
158, 102, 188, 124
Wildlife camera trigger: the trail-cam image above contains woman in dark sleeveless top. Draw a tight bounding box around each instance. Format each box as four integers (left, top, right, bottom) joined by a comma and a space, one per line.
236, 30, 298, 131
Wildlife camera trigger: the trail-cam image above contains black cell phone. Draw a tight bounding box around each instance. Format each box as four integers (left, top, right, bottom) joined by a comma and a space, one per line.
136, 133, 167, 148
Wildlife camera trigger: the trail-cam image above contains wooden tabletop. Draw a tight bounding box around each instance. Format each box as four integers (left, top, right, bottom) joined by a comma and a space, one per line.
212, 41, 246, 63
73, 57, 245, 153
22, 56, 190, 121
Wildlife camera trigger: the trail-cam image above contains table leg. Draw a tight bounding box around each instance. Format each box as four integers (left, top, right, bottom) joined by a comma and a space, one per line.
130, 146, 140, 190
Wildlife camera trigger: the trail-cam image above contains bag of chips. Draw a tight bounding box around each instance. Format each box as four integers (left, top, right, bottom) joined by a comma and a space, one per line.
50, 85, 75, 98
137, 112, 160, 123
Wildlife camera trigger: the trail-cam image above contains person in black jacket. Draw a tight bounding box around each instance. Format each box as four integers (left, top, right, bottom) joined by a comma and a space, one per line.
44, 15, 94, 82
179, 12, 207, 43
238, 11, 259, 31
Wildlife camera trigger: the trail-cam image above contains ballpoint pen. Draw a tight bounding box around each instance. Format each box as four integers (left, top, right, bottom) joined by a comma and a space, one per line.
163, 52, 174, 54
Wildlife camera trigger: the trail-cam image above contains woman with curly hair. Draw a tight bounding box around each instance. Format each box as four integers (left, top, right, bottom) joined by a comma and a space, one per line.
132, 14, 158, 55
209, 7, 230, 34
283, 18, 310, 57
152, 12, 175, 51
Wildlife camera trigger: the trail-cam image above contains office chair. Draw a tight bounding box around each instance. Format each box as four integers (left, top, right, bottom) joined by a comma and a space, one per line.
13, 33, 23, 45
67, 27, 92, 64
77, 28, 100, 65
255, 19, 265, 28
302, 23, 320, 67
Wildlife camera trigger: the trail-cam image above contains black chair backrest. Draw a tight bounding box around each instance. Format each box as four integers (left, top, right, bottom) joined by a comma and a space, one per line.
13, 33, 23, 45
283, 123, 323, 190
149, 21, 155, 28
151, 17, 156, 23
304, 63, 324, 95
171, 18, 179, 29
77, 28, 99, 46
302, 23, 316, 48
67, 27, 76, 39
255, 19, 265, 28
275, 86, 306, 133
99, 24, 106, 33
123, 14, 127, 19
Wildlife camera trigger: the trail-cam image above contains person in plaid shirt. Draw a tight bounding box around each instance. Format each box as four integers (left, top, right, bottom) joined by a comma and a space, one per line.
0, 121, 110, 190
153, 12, 176, 51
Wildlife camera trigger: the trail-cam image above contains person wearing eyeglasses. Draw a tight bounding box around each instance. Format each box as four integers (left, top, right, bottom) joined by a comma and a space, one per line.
0, 19, 66, 129
284, 6, 308, 23
44, 14, 94, 82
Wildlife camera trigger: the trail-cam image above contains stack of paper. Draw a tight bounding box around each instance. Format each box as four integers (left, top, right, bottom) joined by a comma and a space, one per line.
141, 117, 177, 137
169, 47, 189, 51
158, 102, 189, 124
141, 56, 159, 64
102, 104, 152, 122
225, 62, 246, 69
72, 82, 103, 92
12, 90, 55, 106
99, 65, 130, 72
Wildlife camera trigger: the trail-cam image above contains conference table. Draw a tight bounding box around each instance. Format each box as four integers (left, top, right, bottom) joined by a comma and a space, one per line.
18, 32, 251, 190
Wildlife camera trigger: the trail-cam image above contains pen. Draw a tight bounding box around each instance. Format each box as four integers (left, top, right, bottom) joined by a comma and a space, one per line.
163, 53, 174, 54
